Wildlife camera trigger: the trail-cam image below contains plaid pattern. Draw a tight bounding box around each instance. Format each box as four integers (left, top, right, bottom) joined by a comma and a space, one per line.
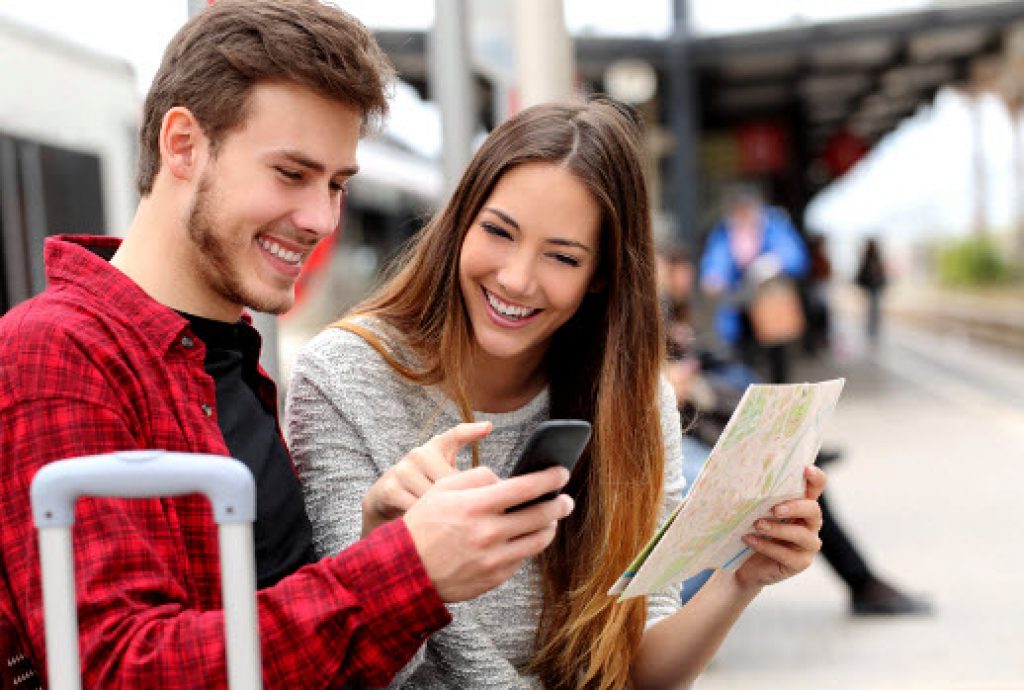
0, 236, 449, 688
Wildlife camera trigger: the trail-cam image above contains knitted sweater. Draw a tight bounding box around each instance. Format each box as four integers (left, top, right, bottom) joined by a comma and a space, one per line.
285, 323, 685, 689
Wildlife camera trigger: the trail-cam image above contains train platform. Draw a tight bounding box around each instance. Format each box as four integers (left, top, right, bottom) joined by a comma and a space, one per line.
692, 312, 1024, 690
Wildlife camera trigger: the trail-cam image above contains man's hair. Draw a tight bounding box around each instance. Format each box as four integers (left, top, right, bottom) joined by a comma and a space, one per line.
136, 0, 394, 196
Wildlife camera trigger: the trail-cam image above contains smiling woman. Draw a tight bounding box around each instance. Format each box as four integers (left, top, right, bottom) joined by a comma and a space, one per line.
286, 95, 827, 690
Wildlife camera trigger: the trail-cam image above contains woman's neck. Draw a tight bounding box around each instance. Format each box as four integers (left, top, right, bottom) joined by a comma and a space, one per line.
463, 346, 548, 414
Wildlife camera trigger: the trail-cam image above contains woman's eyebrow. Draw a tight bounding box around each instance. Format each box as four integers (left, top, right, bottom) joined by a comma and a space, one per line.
547, 238, 593, 255
484, 206, 593, 254
483, 206, 520, 230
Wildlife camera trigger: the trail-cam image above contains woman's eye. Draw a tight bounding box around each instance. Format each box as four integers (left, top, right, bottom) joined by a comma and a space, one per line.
275, 167, 302, 181
482, 222, 512, 240
551, 253, 581, 268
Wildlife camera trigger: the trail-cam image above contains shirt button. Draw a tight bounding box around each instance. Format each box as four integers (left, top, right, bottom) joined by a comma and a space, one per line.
200, 403, 214, 417
181, 335, 195, 348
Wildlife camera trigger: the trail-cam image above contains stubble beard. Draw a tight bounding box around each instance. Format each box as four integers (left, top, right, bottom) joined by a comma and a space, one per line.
186, 171, 294, 316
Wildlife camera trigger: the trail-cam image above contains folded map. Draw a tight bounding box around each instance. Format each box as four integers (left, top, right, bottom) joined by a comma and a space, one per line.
610, 378, 845, 600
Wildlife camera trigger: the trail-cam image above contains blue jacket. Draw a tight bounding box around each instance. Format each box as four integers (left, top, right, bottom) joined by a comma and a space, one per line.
699, 207, 808, 344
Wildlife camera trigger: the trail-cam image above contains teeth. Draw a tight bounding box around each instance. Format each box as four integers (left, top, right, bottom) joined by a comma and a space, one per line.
258, 237, 302, 265
485, 289, 537, 320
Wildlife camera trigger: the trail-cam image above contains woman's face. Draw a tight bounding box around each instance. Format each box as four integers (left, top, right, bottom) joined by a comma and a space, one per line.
458, 162, 602, 372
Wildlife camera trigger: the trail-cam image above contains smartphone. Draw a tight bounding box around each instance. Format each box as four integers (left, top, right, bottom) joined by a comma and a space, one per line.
506, 419, 592, 512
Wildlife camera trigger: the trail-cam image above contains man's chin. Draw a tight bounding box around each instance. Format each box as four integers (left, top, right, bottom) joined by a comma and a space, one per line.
242, 290, 294, 316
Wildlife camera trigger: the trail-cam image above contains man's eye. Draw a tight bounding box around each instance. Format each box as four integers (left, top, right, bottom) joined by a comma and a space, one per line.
482, 222, 512, 240
275, 167, 302, 181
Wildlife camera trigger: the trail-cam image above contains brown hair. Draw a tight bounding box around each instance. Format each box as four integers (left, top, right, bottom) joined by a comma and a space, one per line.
136, 0, 393, 196
339, 96, 665, 690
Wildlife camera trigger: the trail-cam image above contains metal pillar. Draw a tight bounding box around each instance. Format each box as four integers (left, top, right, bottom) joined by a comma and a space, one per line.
430, 0, 476, 194
513, 0, 574, 108
665, 0, 700, 251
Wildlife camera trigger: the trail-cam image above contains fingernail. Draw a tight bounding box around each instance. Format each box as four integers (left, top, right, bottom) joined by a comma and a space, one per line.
756, 520, 770, 532
775, 505, 790, 517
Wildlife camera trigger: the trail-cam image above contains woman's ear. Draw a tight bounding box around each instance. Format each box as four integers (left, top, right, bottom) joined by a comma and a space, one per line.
588, 273, 607, 293
159, 106, 206, 182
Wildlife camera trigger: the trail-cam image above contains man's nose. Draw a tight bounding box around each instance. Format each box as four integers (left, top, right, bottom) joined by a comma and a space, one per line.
293, 188, 340, 238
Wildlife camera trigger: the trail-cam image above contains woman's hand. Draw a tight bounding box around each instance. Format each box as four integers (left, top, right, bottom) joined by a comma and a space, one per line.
734, 464, 826, 590
361, 421, 493, 537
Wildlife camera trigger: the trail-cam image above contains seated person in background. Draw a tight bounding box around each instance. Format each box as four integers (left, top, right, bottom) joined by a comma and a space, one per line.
287, 97, 827, 690
0, 2, 572, 686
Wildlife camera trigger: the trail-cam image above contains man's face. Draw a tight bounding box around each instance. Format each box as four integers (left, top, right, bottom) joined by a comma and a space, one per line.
185, 81, 361, 318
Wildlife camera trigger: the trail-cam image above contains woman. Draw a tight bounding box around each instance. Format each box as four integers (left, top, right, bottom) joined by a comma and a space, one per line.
286, 97, 825, 690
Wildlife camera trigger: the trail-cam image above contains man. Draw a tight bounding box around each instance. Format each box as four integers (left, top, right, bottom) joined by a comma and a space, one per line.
0, 2, 573, 687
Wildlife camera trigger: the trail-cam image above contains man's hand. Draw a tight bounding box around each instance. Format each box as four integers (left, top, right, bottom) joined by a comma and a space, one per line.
361, 421, 492, 537
403, 464, 574, 603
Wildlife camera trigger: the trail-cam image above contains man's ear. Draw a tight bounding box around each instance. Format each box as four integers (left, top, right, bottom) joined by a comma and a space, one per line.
159, 106, 206, 182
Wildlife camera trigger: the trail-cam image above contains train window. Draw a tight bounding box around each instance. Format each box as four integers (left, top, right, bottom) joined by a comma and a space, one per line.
0, 133, 104, 313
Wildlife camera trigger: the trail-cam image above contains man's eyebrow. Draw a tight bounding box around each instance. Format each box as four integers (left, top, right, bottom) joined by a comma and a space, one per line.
281, 151, 359, 177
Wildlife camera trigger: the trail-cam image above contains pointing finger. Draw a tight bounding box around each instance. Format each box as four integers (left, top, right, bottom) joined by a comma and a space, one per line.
429, 421, 494, 463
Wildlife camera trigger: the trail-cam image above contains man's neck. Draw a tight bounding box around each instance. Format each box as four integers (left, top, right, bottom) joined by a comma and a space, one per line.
112, 195, 242, 322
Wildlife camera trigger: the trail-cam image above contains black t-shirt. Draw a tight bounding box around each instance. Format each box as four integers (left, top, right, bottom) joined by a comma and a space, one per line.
182, 312, 316, 589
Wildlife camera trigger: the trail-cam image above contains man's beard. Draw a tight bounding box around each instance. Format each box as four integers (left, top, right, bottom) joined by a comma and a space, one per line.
186, 172, 293, 315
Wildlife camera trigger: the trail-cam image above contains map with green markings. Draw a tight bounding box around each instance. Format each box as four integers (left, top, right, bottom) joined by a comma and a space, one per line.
610, 379, 845, 601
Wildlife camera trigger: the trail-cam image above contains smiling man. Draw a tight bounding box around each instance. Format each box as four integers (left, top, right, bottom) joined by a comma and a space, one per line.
0, 1, 573, 687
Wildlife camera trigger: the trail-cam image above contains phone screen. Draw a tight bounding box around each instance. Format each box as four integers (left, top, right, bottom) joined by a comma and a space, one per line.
507, 419, 591, 511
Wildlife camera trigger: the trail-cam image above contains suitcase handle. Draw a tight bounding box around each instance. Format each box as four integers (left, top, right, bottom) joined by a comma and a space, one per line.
31, 450, 255, 526
30, 451, 261, 690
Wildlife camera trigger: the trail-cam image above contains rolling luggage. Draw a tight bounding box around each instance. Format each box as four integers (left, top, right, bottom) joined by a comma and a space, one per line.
29, 451, 262, 689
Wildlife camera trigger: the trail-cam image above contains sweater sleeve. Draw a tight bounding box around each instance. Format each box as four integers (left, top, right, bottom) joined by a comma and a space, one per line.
645, 375, 686, 628
289, 328, 455, 686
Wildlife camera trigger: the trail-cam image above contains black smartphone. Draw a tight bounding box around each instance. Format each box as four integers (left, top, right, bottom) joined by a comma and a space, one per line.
506, 419, 592, 512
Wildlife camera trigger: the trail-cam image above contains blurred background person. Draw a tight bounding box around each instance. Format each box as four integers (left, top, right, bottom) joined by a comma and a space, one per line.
855, 237, 889, 345
699, 185, 808, 384
804, 233, 834, 356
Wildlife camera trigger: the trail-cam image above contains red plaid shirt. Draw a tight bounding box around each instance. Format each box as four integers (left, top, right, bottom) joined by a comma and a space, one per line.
0, 236, 450, 688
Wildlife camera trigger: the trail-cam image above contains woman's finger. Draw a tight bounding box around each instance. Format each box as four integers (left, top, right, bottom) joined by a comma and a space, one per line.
395, 464, 435, 498
803, 464, 827, 501
405, 446, 459, 482
753, 519, 822, 553
742, 534, 816, 575
773, 498, 823, 532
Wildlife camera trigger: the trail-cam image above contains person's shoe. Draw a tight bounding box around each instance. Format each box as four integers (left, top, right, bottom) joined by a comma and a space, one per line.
815, 447, 842, 468
851, 578, 933, 616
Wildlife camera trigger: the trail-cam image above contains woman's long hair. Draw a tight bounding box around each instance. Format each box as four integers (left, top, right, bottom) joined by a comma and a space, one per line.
338, 96, 665, 690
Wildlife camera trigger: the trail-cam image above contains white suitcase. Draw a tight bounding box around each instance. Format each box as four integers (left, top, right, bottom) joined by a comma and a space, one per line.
30, 451, 262, 689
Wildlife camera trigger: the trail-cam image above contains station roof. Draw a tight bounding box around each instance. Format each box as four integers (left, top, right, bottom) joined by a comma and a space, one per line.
375, 1, 1024, 154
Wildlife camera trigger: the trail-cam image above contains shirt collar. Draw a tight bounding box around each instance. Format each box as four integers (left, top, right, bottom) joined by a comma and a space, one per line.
44, 235, 192, 352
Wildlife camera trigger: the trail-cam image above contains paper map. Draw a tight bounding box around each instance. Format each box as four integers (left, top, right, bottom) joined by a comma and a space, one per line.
609, 379, 845, 601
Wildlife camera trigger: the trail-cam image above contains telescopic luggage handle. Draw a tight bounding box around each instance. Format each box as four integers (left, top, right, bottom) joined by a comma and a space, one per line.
30, 451, 262, 690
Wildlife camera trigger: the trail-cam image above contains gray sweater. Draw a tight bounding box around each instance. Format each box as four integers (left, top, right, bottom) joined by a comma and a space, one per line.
285, 324, 685, 689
